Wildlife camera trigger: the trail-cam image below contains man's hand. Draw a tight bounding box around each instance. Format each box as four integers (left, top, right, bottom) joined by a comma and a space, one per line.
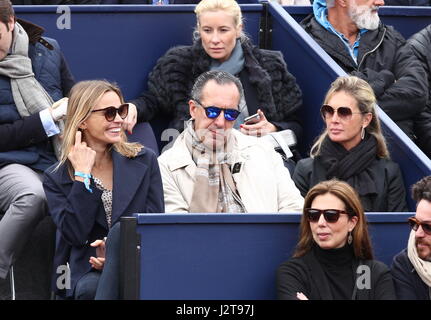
123, 102, 138, 135
240, 109, 277, 137
50, 97, 68, 121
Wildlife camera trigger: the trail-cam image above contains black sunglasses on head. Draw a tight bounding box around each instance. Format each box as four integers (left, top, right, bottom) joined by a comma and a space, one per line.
194, 100, 240, 121
91, 103, 129, 122
408, 216, 431, 235
305, 208, 354, 223
320, 104, 366, 121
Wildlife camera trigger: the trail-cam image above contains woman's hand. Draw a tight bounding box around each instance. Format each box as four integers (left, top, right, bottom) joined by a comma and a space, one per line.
67, 131, 96, 175
239, 109, 277, 137
296, 292, 309, 300
123, 102, 138, 135
89, 238, 106, 271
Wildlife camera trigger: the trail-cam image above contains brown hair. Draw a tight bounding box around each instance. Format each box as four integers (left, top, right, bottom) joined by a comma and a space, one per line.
294, 179, 374, 260
0, 0, 14, 30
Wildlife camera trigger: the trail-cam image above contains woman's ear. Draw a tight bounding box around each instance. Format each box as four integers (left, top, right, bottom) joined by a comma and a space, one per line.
78, 122, 87, 131
348, 216, 359, 231
363, 112, 372, 129
236, 24, 243, 39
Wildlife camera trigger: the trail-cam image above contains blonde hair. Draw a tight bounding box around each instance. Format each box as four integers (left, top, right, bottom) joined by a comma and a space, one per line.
294, 179, 374, 260
57, 80, 142, 178
310, 76, 389, 159
194, 0, 246, 41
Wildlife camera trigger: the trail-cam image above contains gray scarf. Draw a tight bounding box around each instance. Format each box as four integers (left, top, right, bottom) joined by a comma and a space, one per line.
210, 39, 245, 76
210, 39, 249, 128
0, 22, 63, 159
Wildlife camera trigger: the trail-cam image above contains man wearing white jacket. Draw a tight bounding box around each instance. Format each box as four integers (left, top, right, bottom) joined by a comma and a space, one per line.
158, 70, 304, 213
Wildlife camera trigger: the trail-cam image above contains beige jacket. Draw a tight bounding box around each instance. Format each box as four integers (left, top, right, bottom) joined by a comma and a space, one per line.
158, 129, 304, 213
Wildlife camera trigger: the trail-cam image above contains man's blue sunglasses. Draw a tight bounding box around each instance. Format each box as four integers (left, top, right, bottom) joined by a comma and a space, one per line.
194, 100, 240, 121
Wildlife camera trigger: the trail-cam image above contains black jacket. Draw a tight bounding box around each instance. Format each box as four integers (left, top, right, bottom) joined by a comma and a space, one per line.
0, 19, 74, 168
133, 39, 303, 138
277, 248, 396, 300
391, 248, 430, 300
293, 157, 408, 212
409, 25, 431, 157
300, 16, 427, 136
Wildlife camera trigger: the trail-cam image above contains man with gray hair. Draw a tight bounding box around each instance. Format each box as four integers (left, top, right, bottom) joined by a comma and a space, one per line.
391, 176, 431, 300
300, 0, 427, 143
158, 70, 304, 213
0, 0, 74, 282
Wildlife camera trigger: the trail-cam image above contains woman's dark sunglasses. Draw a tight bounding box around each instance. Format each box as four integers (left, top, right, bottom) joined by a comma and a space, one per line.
305, 208, 353, 223
91, 103, 129, 122
320, 104, 366, 121
408, 216, 431, 235
194, 100, 240, 121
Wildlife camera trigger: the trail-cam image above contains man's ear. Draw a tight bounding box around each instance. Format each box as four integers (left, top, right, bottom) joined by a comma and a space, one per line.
337, 0, 349, 8
189, 100, 198, 120
7, 16, 15, 33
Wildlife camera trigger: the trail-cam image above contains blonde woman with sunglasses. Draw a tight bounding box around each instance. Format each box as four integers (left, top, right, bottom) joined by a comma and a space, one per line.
292, 76, 408, 212
43, 80, 164, 299
277, 179, 396, 300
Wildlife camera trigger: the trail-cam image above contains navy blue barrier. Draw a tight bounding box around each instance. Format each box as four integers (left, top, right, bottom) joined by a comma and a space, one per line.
284, 5, 431, 39
121, 212, 411, 300
268, 2, 431, 210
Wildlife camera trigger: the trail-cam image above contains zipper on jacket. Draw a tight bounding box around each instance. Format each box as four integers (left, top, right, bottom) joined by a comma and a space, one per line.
357, 27, 387, 71
227, 183, 248, 213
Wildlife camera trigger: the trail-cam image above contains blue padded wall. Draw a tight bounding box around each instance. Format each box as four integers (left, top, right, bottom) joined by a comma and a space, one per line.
134, 213, 412, 299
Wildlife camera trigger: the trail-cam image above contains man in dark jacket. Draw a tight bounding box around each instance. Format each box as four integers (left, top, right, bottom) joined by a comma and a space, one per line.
391, 176, 431, 300
300, 0, 428, 142
0, 0, 74, 280
409, 25, 431, 159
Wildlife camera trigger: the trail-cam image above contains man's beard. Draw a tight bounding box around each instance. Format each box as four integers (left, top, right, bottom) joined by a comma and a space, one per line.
349, 3, 380, 30
416, 238, 431, 261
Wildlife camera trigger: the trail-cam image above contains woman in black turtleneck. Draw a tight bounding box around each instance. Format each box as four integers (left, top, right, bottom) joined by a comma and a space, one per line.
277, 179, 396, 300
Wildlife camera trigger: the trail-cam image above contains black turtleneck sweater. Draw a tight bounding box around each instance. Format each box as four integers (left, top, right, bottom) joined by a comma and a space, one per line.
277, 243, 396, 300
313, 244, 355, 300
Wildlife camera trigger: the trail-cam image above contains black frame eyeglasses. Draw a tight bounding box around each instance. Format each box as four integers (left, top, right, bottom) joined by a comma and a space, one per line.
320, 104, 366, 121
194, 100, 240, 121
305, 208, 354, 223
408, 216, 431, 235
91, 103, 129, 122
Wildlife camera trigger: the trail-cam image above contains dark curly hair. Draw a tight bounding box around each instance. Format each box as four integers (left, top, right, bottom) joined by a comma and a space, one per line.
412, 176, 431, 203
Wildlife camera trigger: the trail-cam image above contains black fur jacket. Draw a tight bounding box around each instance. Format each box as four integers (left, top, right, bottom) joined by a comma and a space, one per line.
133, 39, 303, 137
